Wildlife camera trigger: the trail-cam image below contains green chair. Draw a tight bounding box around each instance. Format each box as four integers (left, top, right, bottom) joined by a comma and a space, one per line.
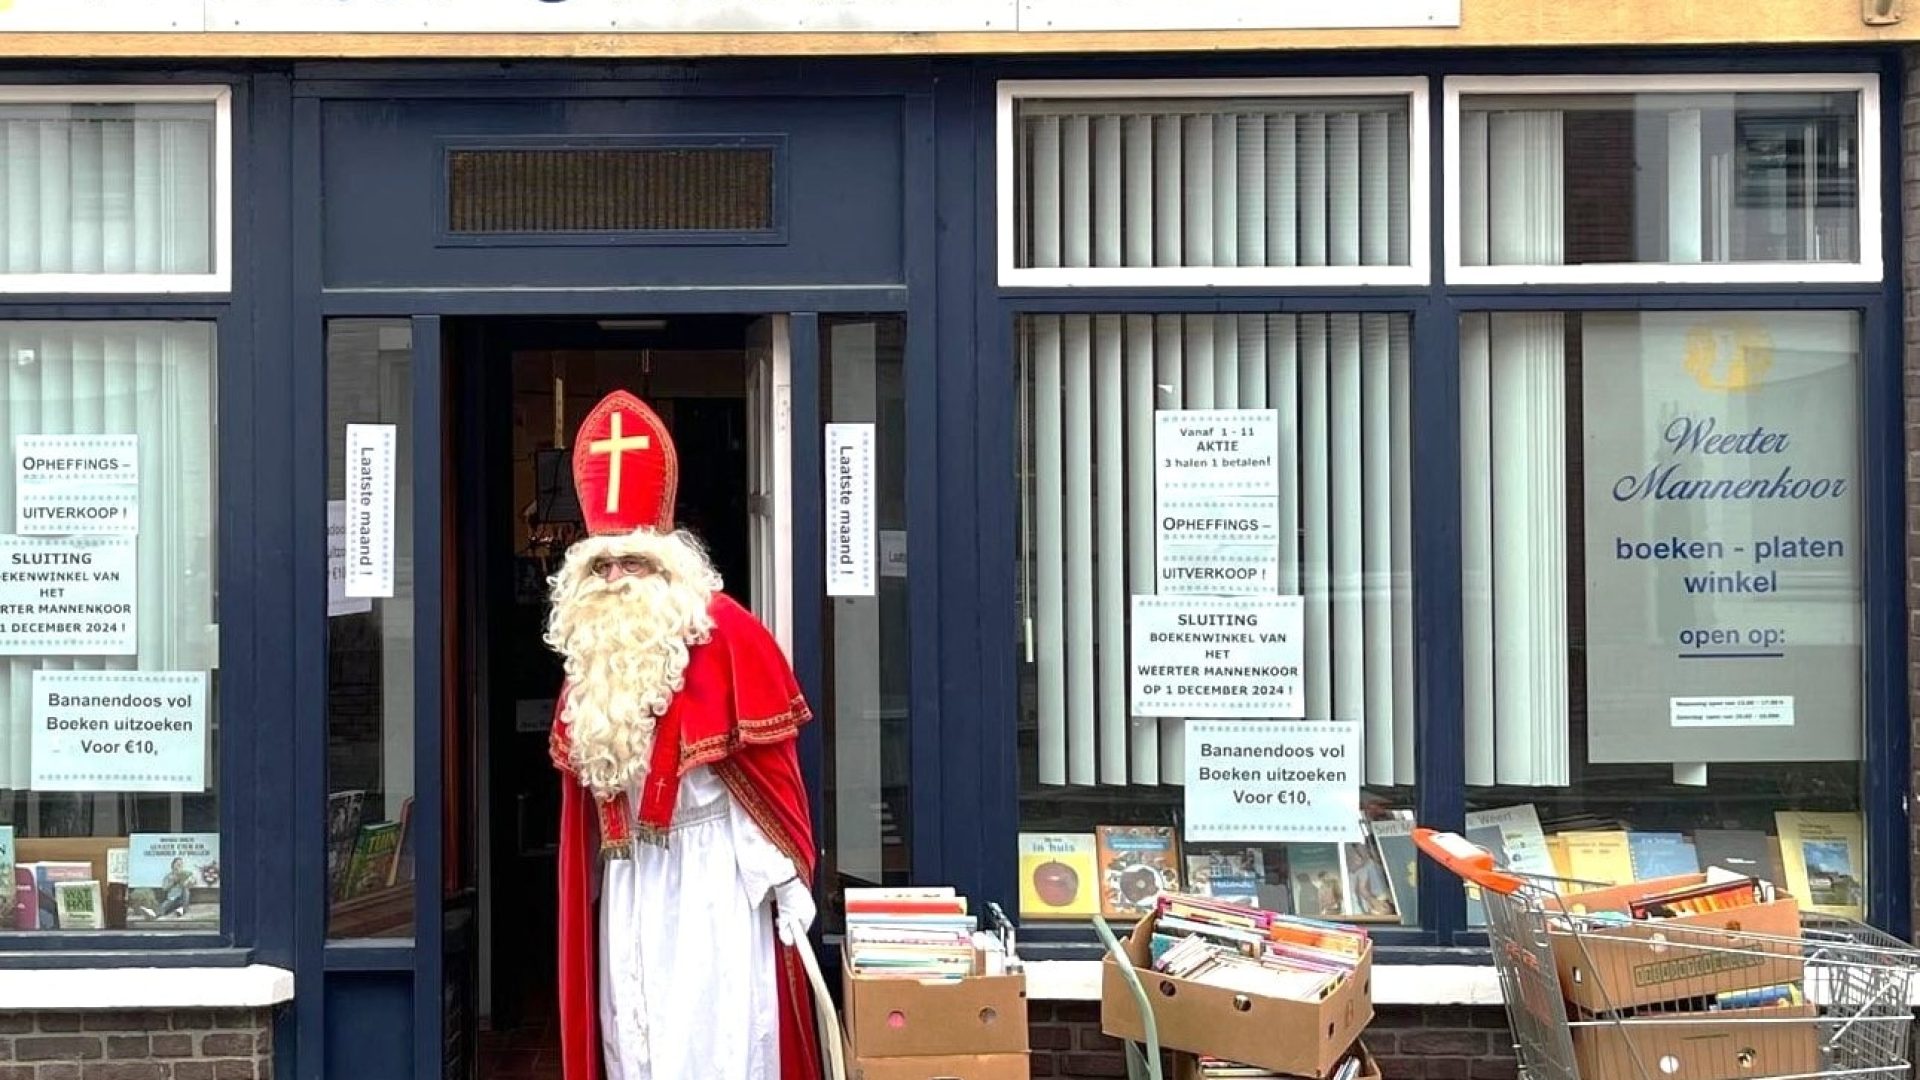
1092, 915, 1164, 1080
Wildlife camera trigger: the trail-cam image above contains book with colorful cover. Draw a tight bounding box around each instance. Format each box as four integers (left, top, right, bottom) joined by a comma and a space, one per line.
1775, 811, 1865, 919
1284, 844, 1346, 920
344, 822, 402, 900
54, 880, 104, 930
1094, 825, 1180, 918
127, 833, 220, 926
12, 866, 32, 929
1339, 838, 1397, 920
30, 862, 91, 929
1627, 832, 1701, 881
1018, 832, 1099, 918
1185, 849, 1263, 908
1561, 830, 1636, 890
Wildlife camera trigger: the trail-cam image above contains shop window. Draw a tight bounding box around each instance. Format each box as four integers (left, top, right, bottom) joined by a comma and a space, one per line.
1445, 75, 1878, 285
1016, 312, 1417, 927
0, 87, 230, 293
999, 80, 1429, 287
818, 316, 913, 929
325, 319, 416, 939
0, 320, 220, 933
1459, 309, 1863, 920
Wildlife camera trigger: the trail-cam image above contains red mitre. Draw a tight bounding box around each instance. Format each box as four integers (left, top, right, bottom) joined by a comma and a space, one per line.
572, 390, 677, 535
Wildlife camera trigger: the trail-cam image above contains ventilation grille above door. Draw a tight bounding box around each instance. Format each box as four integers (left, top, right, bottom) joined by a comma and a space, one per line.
443, 140, 782, 240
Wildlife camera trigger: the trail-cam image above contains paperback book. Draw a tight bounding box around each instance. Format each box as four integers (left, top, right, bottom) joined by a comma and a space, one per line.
1018, 832, 1099, 919
1094, 825, 1180, 918
127, 833, 219, 926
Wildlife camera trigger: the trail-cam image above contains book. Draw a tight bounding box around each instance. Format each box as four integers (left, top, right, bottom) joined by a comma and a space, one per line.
1560, 830, 1635, 890
344, 822, 402, 900
105, 846, 129, 930
12, 866, 33, 929
1775, 811, 1865, 919
30, 862, 92, 928
1627, 832, 1701, 880
0, 825, 13, 929
1368, 815, 1420, 927
387, 797, 416, 888
127, 833, 220, 926
326, 790, 366, 901
1285, 844, 1346, 920
1094, 825, 1180, 918
1018, 832, 1099, 918
1467, 805, 1556, 879
1185, 849, 1263, 908
1693, 830, 1773, 881
1628, 876, 1765, 920
54, 880, 104, 930
1339, 838, 1397, 920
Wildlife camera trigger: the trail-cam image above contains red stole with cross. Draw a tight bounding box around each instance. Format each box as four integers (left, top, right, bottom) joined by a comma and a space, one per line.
551, 592, 821, 1080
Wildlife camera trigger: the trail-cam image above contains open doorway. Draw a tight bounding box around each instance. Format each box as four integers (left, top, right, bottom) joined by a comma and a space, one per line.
448, 314, 788, 1079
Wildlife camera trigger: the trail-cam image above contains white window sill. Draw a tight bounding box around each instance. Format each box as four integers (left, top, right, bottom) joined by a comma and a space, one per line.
1026, 960, 1505, 1005
0, 964, 294, 1010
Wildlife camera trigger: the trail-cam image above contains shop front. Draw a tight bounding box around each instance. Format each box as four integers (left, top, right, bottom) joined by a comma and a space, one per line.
0, 26, 1906, 1080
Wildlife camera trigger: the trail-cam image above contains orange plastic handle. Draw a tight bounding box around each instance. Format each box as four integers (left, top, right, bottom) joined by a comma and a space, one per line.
1412, 827, 1528, 896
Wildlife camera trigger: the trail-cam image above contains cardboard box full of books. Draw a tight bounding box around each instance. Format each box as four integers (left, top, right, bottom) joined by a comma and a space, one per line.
1548, 874, 1802, 1014
841, 946, 1029, 1059
1172, 1036, 1381, 1080
850, 1053, 1030, 1080
1100, 912, 1373, 1078
1571, 1003, 1817, 1080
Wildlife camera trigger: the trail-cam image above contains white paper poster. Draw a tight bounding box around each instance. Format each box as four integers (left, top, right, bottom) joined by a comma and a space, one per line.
343, 424, 397, 599
15, 434, 140, 535
1184, 719, 1363, 843
0, 535, 137, 655
1155, 410, 1281, 597
30, 670, 208, 793
1130, 595, 1304, 717
328, 500, 373, 618
824, 423, 876, 598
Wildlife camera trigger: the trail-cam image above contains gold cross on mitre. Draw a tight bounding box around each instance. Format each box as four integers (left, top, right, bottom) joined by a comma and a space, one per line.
588, 409, 651, 513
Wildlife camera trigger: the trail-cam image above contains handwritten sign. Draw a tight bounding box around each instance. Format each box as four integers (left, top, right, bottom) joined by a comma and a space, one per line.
0, 535, 137, 655
30, 671, 207, 793
1185, 720, 1363, 842
15, 434, 139, 535
343, 424, 397, 599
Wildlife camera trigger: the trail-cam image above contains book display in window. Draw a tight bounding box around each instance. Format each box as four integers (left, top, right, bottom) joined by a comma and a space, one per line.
126, 833, 218, 927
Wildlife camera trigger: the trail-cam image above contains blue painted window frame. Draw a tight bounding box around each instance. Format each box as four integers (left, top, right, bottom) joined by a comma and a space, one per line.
0, 70, 264, 964
972, 50, 1910, 958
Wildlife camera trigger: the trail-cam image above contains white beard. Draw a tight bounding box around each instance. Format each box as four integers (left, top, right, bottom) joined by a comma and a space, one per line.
544, 530, 721, 802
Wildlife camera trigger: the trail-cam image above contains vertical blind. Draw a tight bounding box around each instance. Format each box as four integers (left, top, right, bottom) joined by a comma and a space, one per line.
1022, 313, 1415, 790
1459, 104, 1572, 787
0, 105, 215, 277
1017, 97, 1412, 270
0, 323, 218, 825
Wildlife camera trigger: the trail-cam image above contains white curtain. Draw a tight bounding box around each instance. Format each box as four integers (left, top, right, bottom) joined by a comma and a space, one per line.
1458, 106, 1571, 788
1024, 314, 1414, 789
1021, 99, 1410, 270
0, 109, 213, 276
0, 323, 217, 827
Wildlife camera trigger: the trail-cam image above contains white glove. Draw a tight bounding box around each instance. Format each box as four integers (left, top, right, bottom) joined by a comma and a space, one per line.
773, 877, 816, 946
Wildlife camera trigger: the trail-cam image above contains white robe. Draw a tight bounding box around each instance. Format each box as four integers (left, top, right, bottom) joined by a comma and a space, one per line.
597, 764, 797, 1080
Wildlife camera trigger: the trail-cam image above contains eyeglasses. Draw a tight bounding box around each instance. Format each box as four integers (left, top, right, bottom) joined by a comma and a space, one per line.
589, 555, 656, 579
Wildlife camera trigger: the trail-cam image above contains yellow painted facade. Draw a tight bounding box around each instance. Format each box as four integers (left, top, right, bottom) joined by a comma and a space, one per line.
0, 0, 1912, 58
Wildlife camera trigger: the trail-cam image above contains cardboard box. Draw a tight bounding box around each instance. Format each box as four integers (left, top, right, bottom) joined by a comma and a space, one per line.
1100, 914, 1373, 1078
1571, 1004, 1817, 1080
1172, 1037, 1381, 1080
851, 1053, 1030, 1080
841, 949, 1028, 1059
1549, 875, 1803, 1014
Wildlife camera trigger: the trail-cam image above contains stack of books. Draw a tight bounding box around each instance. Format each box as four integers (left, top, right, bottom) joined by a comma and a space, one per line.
1194, 1044, 1368, 1080
1149, 892, 1368, 1002
1626, 872, 1771, 920
844, 886, 979, 981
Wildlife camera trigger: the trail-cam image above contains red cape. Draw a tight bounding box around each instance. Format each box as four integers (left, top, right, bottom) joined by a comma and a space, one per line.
552, 594, 822, 1080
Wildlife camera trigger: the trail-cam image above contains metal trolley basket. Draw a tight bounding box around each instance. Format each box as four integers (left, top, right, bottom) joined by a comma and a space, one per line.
1412, 827, 1920, 1080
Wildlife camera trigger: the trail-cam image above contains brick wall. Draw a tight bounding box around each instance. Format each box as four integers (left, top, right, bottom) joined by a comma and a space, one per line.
1028, 1003, 1517, 1080
1905, 48, 1920, 941
0, 1009, 274, 1080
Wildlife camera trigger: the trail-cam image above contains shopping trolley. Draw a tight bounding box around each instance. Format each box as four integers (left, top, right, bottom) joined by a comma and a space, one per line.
1413, 827, 1920, 1080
